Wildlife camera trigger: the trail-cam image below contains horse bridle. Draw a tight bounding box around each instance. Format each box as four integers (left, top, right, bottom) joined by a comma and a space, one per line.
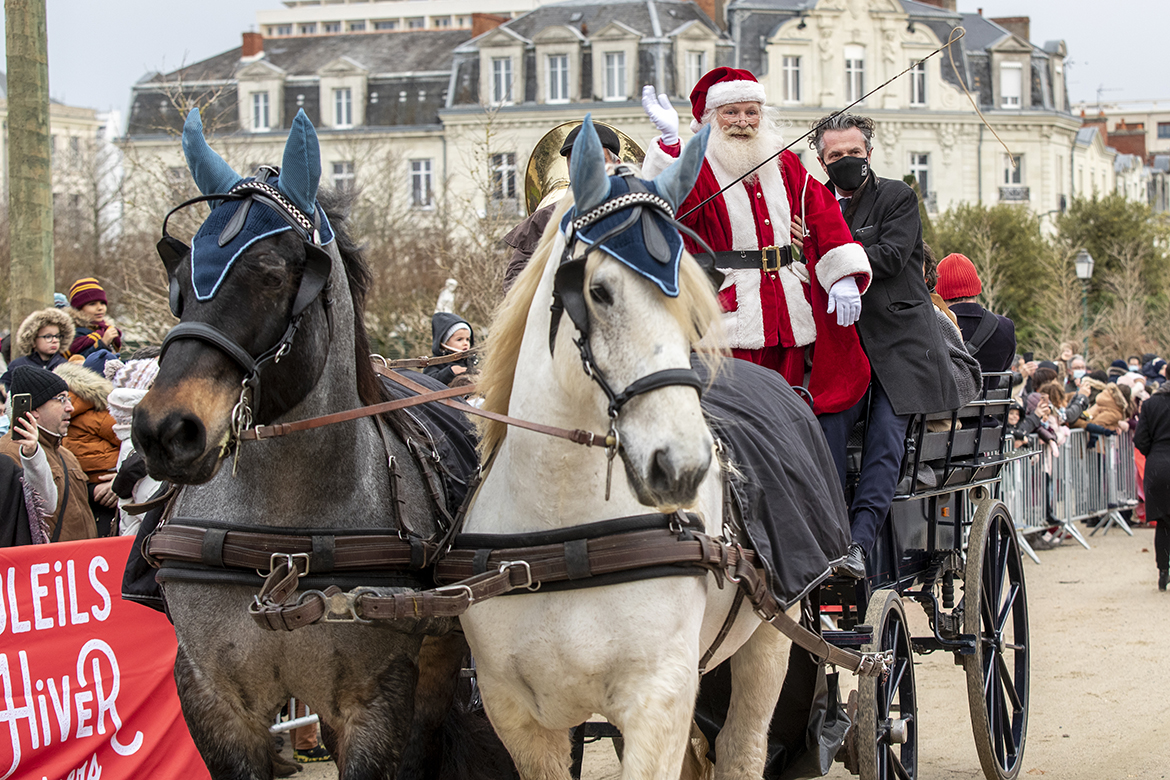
551, 167, 726, 494
156, 166, 335, 439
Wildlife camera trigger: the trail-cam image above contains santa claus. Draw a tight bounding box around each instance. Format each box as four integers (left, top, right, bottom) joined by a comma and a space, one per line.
640, 67, 871, 414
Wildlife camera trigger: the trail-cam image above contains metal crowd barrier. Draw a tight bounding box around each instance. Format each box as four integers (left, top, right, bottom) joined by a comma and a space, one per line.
991, 428, 1139, 562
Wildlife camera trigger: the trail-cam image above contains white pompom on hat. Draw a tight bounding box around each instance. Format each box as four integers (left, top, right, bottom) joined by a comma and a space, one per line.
688, 67, 767, 133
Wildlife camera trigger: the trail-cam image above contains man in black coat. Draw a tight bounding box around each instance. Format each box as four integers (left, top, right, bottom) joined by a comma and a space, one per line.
935, 252, 1016, 375
810, 113, 959, 577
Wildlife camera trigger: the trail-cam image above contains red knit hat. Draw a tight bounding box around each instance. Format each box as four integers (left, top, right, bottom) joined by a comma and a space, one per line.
936, 253, 982, 300
688, 67, 766, 133
69, 277, 107, 309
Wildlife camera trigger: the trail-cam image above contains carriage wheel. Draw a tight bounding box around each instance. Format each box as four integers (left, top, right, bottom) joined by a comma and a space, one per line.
857, 589, 917, 780
963, 501, 1029, 780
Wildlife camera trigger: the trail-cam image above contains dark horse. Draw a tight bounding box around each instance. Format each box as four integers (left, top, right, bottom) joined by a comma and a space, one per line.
132, 108, 500, 780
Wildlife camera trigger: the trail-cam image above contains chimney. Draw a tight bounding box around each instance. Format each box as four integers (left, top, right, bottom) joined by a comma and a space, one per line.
242, 31, 263, 58
694, 0, 727, 29
913, 0, 957, 10
990, 16, 1030, 42
472, 13, 509, 37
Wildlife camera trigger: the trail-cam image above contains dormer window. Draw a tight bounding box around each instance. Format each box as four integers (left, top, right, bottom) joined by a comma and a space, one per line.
604, 52, 626, 101
1000, 62, 1022, 108
547, 54, 569, 103
492, 57, 514, 104
252, 92, 270, 131
909, 61, 926, 107
845, 45, 865, 103
334, 88, 353, 127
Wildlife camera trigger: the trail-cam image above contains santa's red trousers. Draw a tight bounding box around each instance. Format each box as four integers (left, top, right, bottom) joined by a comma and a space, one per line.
731, 345, 806, 388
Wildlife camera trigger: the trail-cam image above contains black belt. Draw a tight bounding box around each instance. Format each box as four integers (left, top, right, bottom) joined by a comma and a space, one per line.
711, 246, 795, 272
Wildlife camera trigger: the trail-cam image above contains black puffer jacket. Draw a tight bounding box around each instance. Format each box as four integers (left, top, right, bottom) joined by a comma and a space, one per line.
423, 312, 475, 386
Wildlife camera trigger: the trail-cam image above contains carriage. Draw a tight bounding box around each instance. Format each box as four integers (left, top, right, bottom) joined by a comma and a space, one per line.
132, 111, 1029, 780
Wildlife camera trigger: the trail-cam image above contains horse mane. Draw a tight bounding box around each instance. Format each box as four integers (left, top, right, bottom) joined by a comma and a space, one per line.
316, 188, 384, 406
476, 195, 724, 458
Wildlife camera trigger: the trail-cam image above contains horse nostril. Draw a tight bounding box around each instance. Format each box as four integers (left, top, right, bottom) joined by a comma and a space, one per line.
649, 448, 678, 492
151, 412, 207, 466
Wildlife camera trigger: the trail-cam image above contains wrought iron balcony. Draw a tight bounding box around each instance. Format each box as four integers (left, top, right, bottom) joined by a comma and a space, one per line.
999, 186, 1030, 202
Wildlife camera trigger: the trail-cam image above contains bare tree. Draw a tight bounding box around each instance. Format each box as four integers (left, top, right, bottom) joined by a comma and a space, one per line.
1030, 240, 1105, 360
966, 221, 1005, 316
1095, 238, 1154, 359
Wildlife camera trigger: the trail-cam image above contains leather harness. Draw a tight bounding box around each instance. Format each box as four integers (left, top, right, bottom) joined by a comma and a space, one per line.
144, 172, 890, 678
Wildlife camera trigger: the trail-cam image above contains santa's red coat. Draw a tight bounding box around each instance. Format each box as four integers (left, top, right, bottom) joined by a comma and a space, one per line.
644, 139, 872, 414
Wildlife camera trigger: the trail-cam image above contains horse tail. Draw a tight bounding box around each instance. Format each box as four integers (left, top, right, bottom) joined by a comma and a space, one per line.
396, 633, 516, 780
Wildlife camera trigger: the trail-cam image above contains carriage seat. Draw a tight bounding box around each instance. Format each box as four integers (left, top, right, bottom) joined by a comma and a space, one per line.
844, 373, 1013, 494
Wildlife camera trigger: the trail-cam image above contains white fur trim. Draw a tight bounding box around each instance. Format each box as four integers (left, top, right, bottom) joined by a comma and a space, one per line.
641, 137, 676, 178
725, 269, 764, 350
690, 118, 702, 133
778, 266, 816, 347
704, 80, 766, 112
816, 243, 872, 294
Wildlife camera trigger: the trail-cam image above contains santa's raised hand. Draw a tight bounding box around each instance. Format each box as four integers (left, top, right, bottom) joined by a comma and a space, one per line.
641, 86, 679, 146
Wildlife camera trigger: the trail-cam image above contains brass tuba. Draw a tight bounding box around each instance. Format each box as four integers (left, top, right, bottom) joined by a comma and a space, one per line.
523, 121, 646, 215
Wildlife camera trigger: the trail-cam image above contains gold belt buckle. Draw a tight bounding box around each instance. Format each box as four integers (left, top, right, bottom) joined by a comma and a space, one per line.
761, 246, 782, 273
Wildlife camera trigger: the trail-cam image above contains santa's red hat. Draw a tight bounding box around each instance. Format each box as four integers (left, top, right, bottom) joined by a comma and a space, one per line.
688, 67, 767, 133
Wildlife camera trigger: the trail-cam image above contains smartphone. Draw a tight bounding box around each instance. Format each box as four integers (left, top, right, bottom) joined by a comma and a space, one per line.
10, 393, 31, 427
1022, 351, 1033, 363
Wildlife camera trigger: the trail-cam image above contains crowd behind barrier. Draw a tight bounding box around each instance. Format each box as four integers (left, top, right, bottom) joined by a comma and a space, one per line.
994, 428, 1139, 563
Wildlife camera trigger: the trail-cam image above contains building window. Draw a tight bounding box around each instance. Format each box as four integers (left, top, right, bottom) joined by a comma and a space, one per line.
1000, 62, 1022, 108
323, 22, 341, 33
782, 55, 801, 103
252, 92, 270, 131
909, 152, 929, 196
275, 25, 292, 36
1003, 154, 1023, 185
604, 51, 626, 100
332, 161, 355, 192
909, 61, 926, 106
492, 57, 513, 104
411, 159, 434, 208
457, 16, 471, 28
334, 87, 353, 127
491, 153, 517, 201
547, 54, 569, 103
1158, 122, 1170, 139
70, 136, 80, 165
300, 23, 317, 34
845, 45, 865, 103
406, 17, 425, 29
373, 20, 398, 30
686, 51, 706, 93
349, 21, 366, 32
433, 17, 451, 28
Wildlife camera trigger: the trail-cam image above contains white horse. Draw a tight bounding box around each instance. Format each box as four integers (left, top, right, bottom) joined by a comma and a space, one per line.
459, 118, 791, 780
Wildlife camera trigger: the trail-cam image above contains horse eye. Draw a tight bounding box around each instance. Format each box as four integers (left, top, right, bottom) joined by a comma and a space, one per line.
589, 284, 614, 307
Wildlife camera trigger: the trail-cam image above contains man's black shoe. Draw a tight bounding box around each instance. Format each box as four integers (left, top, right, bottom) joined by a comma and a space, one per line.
1159, 569, 1168, 592
836, 543, 866, 579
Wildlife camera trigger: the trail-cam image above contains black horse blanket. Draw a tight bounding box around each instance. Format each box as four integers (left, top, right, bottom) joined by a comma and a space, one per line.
696, 356, 850, 608
694, 356, 852, 780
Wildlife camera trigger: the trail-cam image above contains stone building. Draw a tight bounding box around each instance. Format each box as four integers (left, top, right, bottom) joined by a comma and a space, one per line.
120, 0, 1106, 231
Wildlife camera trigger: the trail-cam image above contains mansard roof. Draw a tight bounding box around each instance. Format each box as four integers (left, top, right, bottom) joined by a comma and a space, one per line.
489, 0, 721, 43
137, 29, 472, 84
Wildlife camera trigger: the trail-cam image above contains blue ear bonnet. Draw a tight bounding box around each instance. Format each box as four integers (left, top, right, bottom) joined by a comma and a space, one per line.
559, 174, 683, 298
189, 176, 334, 301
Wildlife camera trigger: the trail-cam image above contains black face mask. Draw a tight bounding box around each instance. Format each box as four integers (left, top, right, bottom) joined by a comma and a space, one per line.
825, 155, 869, 193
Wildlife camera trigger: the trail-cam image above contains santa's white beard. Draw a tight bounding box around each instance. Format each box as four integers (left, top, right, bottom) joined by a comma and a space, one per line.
707, 123, 784, 183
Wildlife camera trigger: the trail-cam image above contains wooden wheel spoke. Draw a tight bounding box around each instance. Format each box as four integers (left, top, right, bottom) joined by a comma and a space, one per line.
886, 660, 907, 710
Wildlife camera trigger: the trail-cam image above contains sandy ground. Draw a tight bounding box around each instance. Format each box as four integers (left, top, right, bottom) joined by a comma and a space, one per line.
293, 523, 1170, 780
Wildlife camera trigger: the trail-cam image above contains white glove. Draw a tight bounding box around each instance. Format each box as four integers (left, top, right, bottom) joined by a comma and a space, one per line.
641, 85, 679, 147
827, 277, 862, 327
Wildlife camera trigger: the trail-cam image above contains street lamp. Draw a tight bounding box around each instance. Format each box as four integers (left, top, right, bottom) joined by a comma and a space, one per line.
1075, 248, 1095, 356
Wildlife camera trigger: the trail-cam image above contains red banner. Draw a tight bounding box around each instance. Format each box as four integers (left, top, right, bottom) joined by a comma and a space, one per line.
0, 537, 210, 780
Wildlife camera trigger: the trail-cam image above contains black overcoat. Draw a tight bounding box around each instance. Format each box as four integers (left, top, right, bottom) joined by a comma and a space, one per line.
1136, 391, 1170, 523
844, 174, 959, 415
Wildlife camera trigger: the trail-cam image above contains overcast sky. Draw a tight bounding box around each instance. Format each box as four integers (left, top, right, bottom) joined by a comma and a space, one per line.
0, 0, 1163, 124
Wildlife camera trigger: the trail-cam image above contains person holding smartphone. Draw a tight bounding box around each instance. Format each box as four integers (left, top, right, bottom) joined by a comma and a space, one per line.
0, 367, 97, 542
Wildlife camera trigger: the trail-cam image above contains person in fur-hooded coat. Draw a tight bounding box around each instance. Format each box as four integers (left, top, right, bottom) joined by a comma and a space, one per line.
0, 308, 75, 388
53, 362, 119, 480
